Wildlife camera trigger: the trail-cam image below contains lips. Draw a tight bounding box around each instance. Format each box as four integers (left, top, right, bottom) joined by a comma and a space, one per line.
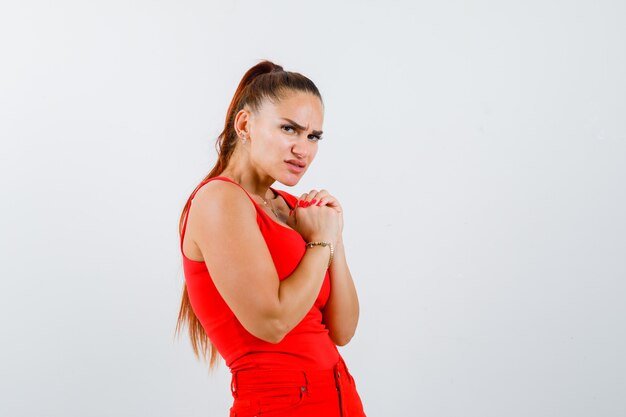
285, 160, 305, 174
285, 159, 306, 168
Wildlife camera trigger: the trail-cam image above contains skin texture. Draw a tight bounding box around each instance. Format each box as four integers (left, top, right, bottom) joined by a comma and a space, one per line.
183, 90, 360, 346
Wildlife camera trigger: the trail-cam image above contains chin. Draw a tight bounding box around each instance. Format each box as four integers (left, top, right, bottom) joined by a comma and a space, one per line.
277, 173, 303, 187
282, 177, 301, 187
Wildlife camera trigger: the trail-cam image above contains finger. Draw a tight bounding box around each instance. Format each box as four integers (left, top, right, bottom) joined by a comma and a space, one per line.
304, 189, 319, 202
297, 193, 308, 208
298, 190, 318, 208
315, 191, 333, 206
311, 189, 330, 202
321, 200, 342, 213
308, 189, 330, 206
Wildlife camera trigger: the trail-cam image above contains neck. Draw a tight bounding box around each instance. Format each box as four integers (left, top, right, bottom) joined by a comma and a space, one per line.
220, 151, 276, 201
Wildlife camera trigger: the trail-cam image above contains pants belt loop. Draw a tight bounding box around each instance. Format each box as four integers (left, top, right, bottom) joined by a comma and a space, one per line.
334, 359, 344, 416
230, 372, 238, 398
302, 370, 309, 396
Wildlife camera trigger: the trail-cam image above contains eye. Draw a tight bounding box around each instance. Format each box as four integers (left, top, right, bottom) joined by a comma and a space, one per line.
282, 124, 322, 142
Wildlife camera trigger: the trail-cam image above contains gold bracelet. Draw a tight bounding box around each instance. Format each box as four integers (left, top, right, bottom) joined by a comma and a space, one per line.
305, 241, 334, 268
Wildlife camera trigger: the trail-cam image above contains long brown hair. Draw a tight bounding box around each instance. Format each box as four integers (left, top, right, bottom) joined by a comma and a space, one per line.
174, 60, 323, 371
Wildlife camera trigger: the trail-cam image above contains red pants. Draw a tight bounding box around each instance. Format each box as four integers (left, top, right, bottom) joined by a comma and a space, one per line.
229, 356, 367, 416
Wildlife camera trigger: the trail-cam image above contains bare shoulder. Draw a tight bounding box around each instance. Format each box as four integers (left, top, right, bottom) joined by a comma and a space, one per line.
183, 179, 257, 260
192, 179, 255, 216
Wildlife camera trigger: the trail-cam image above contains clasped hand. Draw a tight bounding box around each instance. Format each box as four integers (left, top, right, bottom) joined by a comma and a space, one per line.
286, 189, 343, 244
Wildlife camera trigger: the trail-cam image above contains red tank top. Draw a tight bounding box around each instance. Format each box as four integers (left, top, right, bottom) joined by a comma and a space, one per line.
180, 176, 339, 372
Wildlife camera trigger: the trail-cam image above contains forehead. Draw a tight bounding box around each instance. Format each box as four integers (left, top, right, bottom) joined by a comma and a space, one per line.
258, 91, 324, 125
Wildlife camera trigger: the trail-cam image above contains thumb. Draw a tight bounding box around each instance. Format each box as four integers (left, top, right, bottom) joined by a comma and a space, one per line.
287, 206, 297, 227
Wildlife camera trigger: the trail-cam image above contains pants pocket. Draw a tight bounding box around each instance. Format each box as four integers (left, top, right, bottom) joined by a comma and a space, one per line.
256, 385, 306, 416
232, 384, 306, 417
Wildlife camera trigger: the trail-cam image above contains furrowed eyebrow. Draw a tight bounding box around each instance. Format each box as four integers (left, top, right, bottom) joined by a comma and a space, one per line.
281, 118, 323, 136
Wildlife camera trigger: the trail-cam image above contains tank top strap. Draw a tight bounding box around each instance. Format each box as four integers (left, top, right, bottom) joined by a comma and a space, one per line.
180, 176, 256, 253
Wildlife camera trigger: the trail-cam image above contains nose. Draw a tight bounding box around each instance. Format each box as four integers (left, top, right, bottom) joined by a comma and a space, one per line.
291, 133, 317, 161
291, 144, 307, 160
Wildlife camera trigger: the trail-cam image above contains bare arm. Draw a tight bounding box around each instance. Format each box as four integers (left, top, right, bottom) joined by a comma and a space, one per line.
189, 181, 330, 344
322, 236, 360, 346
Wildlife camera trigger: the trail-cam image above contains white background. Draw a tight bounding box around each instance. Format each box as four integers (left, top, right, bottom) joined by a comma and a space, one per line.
1, 1, 625, 416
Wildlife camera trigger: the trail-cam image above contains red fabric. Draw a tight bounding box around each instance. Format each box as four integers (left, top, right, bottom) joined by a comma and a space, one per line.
180, 176, 340, 372
229, 355, 366, 417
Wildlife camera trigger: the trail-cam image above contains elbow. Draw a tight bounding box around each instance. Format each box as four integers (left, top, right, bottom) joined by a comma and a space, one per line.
251, 316, 289, 344
237, 298, 289, 344
331, 330, 355, 347
334, 336, 352, 347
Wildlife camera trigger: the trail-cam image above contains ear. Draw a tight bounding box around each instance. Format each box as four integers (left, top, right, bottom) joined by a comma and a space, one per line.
234, 108, 251, 138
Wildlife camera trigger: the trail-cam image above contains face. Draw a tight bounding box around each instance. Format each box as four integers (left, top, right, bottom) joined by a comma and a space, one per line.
241, 91, 324, 185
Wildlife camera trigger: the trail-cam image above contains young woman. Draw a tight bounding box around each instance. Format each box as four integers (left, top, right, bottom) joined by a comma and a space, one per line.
176, 60, 366, 417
